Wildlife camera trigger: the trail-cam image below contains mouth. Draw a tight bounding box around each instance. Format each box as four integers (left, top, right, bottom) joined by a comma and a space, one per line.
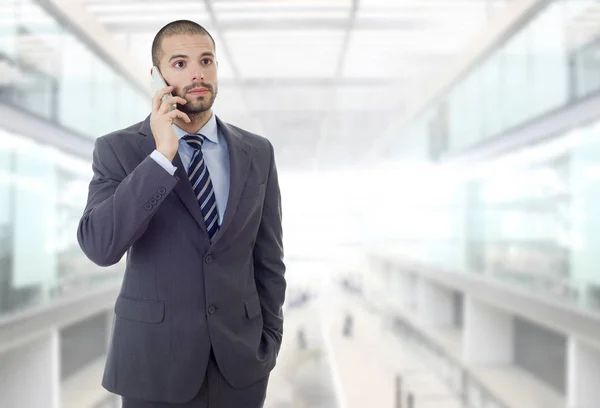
187, 87, 210, 95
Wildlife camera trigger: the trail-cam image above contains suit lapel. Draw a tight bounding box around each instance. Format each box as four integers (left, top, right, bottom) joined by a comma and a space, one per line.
210, 117, 252, 247
137, 115, 252, 244
137, 116, 208, 236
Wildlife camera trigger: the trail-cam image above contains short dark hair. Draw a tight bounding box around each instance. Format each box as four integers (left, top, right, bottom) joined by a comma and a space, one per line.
151, 20, 216, 68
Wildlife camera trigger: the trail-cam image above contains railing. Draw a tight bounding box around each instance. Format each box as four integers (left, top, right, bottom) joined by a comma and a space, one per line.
344, 286, 510, 408
390, 314, 509, 408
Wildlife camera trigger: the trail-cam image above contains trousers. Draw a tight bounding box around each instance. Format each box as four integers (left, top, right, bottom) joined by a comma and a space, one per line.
121, 350, 269, 408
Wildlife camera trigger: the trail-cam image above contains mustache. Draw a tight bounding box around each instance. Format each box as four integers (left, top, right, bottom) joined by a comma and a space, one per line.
183, 82, 213, 93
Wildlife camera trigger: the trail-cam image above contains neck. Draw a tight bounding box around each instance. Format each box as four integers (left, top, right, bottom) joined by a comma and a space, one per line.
173, 110, 213, 134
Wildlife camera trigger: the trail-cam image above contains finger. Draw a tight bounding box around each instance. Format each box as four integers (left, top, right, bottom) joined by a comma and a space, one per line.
166, 109, 191, 123
152, 86, 174, 113
152, 86, 170, 113
158, 96, 187, 114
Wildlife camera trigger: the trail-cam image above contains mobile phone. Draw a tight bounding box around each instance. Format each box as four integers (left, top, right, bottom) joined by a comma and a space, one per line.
151, 66, 176, 111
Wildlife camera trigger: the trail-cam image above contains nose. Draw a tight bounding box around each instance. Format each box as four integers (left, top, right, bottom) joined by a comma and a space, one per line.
191, 63, 205, 82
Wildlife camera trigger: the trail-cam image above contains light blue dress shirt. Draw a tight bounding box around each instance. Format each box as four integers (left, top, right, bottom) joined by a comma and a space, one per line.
150, 113, 230, 225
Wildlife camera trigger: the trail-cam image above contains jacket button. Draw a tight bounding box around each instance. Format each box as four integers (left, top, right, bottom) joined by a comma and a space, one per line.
153, 193, 162, 200
205, 255, 212, 264
208, 305, 216, 315
150, 198, 157, 205
158, 187, 166, 194
144, 203, 152, 211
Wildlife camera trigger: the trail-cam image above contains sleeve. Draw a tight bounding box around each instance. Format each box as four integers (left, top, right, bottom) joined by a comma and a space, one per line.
253, 140, 286, 347
77, 137, 179, 266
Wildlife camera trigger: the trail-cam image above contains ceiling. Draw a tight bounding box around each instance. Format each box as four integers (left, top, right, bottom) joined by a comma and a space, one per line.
80, 0, 510, 170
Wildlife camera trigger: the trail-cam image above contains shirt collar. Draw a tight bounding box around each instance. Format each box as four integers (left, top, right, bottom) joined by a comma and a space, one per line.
172, 112, 219, 144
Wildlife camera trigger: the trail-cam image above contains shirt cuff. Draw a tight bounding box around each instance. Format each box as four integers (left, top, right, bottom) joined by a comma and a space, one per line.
150, 150, 177, 176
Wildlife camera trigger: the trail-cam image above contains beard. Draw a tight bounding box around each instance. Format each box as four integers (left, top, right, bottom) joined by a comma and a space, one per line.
175, 82, 218, 115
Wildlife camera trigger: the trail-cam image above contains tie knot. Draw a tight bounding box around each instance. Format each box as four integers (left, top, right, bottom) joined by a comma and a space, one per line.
183, 134, 206, 150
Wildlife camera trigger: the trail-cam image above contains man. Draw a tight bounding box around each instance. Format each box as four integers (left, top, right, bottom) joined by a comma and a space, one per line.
77, 20, 286, 408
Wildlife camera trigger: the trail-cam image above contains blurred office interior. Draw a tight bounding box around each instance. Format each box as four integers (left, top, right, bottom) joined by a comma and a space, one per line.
2, 0, 600, 407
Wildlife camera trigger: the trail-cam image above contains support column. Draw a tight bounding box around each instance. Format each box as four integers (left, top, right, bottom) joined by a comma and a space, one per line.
463, 296, 514, 364
417, 279, 454, 327
390, 269, 415, 312
567, 337, 600, 408
0, 331, 60, 408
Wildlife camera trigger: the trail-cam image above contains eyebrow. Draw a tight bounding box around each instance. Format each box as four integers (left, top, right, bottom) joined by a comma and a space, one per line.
169, 52, 215, 62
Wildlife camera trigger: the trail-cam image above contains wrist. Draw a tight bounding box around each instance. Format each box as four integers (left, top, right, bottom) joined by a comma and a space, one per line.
157, 147, 176, 162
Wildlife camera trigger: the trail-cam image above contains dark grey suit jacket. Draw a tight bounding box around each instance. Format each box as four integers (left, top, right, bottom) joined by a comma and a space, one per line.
77, 115, 286, 403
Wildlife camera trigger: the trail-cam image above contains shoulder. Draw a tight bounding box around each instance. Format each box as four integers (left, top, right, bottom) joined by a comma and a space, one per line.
223, 121, 273, 153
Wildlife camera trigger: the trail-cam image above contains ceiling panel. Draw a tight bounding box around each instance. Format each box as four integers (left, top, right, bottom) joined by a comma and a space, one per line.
224, 29, 346, 78
86, 2, 207, 16
331, 85, 404, 111
87, 2, 208, 25
344, 0, 507, 80
342, 26, 483, 79
212, 0, 352, 11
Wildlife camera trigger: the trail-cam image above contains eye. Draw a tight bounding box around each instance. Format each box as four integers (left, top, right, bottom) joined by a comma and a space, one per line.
202, 58, 213, 66
173, 61, 185, 68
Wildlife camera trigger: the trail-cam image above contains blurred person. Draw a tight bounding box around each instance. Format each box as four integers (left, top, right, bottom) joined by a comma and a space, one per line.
342, 312, 353, 338
296, 327, 307, 350
77, 20, 286, 408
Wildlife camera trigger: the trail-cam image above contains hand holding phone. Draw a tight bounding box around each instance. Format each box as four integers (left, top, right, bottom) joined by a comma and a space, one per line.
149, 66, 191, 162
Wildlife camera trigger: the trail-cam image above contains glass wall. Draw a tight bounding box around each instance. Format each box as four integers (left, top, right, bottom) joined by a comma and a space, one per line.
401, 0, 598, 158
468, 155, 572, 299
468, 119, 600, 311
0, 127, 123, 317
383, 117, 600, 314
0, 0, 146, 317
0, 0, 149, 139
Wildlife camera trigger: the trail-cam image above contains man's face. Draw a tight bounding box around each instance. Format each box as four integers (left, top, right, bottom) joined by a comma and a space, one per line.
158, 33, 218, 114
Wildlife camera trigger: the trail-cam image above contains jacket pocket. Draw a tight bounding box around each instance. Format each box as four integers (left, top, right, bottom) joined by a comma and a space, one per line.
245, 294, 262, 319
115, 295, 165, 323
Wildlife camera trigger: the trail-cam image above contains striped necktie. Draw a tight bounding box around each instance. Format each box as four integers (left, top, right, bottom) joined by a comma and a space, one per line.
183, 134, 219, 240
